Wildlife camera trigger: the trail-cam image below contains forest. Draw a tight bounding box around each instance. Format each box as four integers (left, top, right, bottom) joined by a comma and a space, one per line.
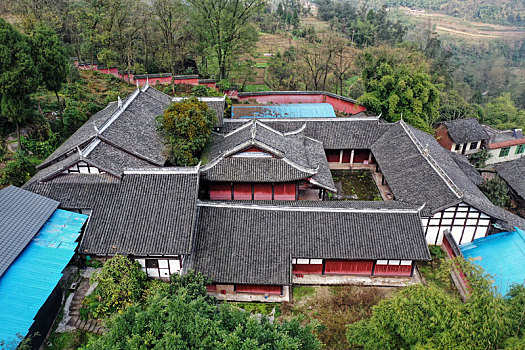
0, 0, 524, 179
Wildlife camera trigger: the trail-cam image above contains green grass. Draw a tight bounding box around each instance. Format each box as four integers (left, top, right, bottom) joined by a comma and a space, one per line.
243, 84, 271, 92
293, 286, 315, 301
330, 170, 382, 201
45, 330, 98, 350
232, 302, 280, 316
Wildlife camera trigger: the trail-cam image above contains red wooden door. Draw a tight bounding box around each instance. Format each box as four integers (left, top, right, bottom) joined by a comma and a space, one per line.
325, 150, 340, 162
342, 150, 351, 163
254, 183, 273, 200
209, 183, 232, 200
274, 183, 296, 200
324, 260, 374, 275
293, 264, 323, 274
353, 150, 369, 163
236, 285, 282, 294
233, 183, 252, 200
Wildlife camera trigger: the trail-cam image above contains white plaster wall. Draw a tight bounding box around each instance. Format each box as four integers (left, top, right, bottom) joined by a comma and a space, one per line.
486, 145, 525, 165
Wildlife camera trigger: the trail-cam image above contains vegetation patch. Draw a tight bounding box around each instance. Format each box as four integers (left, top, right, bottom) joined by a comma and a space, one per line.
330, 170, 382, 201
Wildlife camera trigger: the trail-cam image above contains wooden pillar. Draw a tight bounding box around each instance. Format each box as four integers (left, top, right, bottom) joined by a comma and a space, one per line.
381, 174, 385, 186
368, 151, 372, 162
339, 150, 343, 163
376, 163, 379, 172
350, 150, 355, 165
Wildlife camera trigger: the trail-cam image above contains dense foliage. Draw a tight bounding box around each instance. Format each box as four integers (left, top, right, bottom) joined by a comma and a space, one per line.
0, 151, 35, 187
157, 97, 216, 166
347, 258, 525, 349
82, 255, 148, 319
358, 48, 440, 132
82, 270, 322, 349
480, 176, 512, 208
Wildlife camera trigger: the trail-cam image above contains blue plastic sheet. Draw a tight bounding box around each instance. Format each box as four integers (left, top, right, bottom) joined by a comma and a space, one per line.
233, 103, 336, 119
461, 228, 525, 295
0, 209, 88, 348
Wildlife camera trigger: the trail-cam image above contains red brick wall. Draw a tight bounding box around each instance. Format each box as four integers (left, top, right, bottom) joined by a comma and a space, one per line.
435, 125, 454, 151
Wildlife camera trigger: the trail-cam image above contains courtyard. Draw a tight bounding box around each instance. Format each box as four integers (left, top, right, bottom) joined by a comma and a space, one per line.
330, 170, 382, 201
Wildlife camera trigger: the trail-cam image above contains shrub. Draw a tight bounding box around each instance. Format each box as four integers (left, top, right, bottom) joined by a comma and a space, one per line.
0, 151, 35, 186
82, 255, 147, 319
480, 176, 511, 208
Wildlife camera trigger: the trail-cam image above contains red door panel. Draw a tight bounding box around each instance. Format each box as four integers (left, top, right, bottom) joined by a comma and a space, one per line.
353, 150, 369, 163
254, 183, 273, 200
274, 183, 296, 200
342, 150, 351, 163
326, 150, 340, 162
236, 285, 282, 294
324, 260, 374, 275
293, 264, 323, 274
209, 183, 232, 200
233, 183, 252, 200
374, 264, 412, 276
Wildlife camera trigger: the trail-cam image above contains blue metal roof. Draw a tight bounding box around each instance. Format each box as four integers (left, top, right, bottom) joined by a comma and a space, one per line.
0, 209, 88, 348
233, 103, 336, 119
461, 228, 525, 295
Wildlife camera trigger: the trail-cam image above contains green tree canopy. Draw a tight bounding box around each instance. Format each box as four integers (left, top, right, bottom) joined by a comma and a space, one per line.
357, 48, 440, 133
31, 22, 70, 123
157, 97, 216, 166
0, 18, 39, 146
83, 255, 147, 319
83, 271, 322, 349
479, 175, 511, 208
347, 258, 525, 350
485, 92, 525, 130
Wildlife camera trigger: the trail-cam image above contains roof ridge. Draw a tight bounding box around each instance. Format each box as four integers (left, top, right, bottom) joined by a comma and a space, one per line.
196, 200, 421, 213
399, 120, 463, 199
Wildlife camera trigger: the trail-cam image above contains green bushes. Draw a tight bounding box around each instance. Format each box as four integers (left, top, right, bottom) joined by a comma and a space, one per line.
82, 255, 147, 319
0, 151, 36, 187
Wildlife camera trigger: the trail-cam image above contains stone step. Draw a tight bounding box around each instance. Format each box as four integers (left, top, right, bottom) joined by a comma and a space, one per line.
69, 310, 80, 316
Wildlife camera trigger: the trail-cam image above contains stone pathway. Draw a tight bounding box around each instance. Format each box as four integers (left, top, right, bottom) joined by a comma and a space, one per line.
57, 267, 105, 335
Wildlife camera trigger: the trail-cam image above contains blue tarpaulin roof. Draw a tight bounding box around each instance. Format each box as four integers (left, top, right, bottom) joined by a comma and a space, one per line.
233, 103, 336, 119
0, 209, 88, 348
461, 228, 525, 295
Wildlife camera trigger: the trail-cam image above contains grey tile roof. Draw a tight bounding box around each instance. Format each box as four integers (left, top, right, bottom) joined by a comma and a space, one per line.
36, 101, 120, 169
202, 121, 335, 191
0, 186, 59, 277
372, 121, 525, 230
221, 117, 389, 149
450, 153, 484, 186
203, 157, 315, 182
85, 141, 155, 175
495, 157, 525, 200
441, 118, 489, 144
78, 169, 200, 256
191, 201, 430, 285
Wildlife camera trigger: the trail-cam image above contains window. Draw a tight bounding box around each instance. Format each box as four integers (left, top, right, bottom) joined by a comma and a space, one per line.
145, 259, 159, 268
516, 145, 525, 154
455, 144, 461, 151
499, 147, 510, 157
469, 142, 478, 150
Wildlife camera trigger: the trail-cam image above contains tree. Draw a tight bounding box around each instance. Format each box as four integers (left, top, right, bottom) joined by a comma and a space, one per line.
265, 47, 303, 91
438, 90, 475, 122
82, 255, 147, 319
157, 97, 216, 166
0, 19, 39, 148
83, 271, 322, 349
31, 23, 70, 126
479, 176, 511, 208
357, 48, 440, 133
188, 0, 264, 79
153, 0, 192, 93
347, 258, 524, 350
485, 93, 525, 130
0, 151, 35, 187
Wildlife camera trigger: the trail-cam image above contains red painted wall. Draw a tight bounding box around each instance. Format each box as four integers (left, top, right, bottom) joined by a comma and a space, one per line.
209, 183, 232, 200
353, 150, 371, 163
324, 260, 374, 275
293, 264, 323, 274
342, 150, 351, 163
324, 95, 366, 114
237, 92, 366, 115
253, 183, 272, 200
233, 183, 252, 200
435, 125, 454, 151
374, 264, 412, 276
274, 183, 296, 200
236, 285, 282, 294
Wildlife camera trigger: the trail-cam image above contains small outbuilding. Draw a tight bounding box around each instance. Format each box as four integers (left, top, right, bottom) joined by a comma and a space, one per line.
435, 118, 488, 155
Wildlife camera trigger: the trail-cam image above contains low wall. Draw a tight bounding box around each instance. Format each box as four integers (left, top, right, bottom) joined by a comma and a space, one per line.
208, 286, 290, 303
441, 231, 470, 300
292, 273, 420, 287
237, 91, 366, 115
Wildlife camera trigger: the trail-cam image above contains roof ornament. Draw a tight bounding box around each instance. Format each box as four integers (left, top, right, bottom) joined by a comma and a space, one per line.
400, 113, 404, 123
93, 124, 100, 135
118, 96, 122, 109
251, 121, 257, 141
136, 80, 139, 88
76, 146, 83, 159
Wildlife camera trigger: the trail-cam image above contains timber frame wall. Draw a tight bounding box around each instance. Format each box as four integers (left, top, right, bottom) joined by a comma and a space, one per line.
421, 203, 493, 246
